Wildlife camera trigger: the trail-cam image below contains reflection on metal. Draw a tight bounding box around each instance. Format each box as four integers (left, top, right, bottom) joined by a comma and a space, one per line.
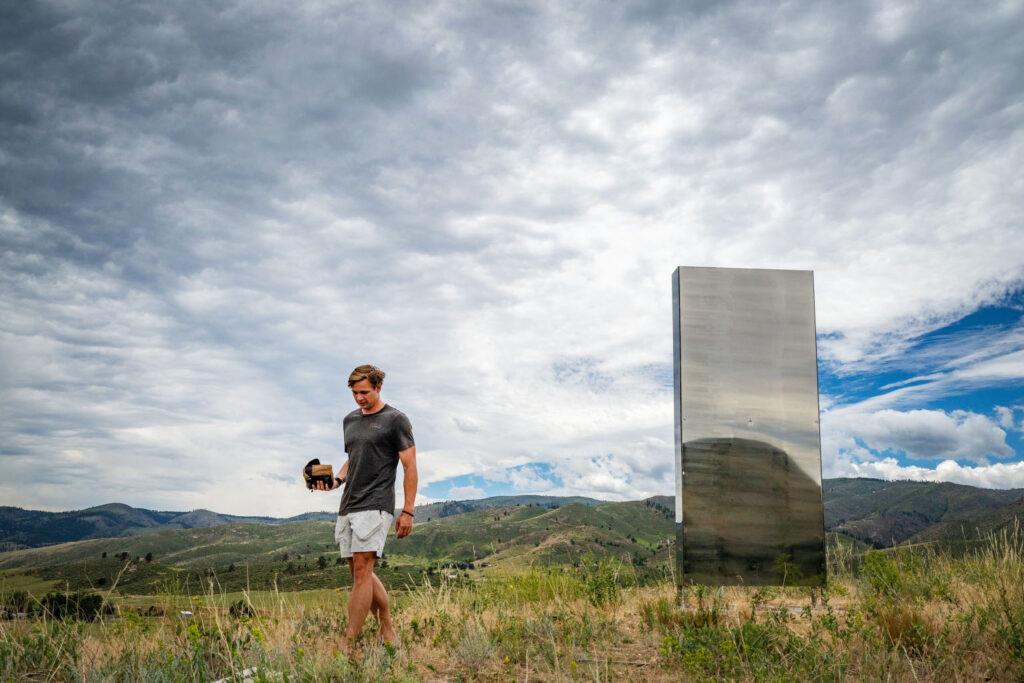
673, 267, 826, 586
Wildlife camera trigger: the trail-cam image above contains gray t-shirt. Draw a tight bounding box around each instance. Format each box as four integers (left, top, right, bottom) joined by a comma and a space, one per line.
338, 404, 415, 515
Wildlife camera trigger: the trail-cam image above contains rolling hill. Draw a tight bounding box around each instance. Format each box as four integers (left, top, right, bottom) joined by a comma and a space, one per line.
3, 477, 1024, 595
3, 477, 1023, 558
0, 495, 603, 550
413, 494, 602, 522
0, 498, 675, 594
910, 496, 1024, 546
823, 478, 1024, 547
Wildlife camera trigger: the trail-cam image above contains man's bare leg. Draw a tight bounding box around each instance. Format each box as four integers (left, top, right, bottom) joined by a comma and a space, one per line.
346, 552, 377, 646
348, 560, 386, 621
371, 572, 396, 644
348, 557, 395, 644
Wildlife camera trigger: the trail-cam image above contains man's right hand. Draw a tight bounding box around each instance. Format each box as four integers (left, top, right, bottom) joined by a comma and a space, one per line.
312, 478, 340, 492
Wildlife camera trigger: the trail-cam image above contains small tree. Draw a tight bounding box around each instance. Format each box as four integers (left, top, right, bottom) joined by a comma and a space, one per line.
317, 555, 327, 570
145, 552, 153, 563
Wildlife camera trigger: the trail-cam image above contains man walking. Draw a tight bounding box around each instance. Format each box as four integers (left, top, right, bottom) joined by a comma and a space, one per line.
316, 364, 417, 649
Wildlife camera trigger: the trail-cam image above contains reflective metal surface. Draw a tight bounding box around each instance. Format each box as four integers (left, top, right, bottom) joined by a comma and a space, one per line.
673, 267, 826, 586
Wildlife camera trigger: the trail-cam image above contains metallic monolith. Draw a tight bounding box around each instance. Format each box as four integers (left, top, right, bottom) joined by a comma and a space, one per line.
673, 266, 826, 586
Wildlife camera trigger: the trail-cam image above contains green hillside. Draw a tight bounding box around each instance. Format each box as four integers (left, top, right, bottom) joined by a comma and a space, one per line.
4, 476, 1024, 595
414, 495, 602, 522
0, 499, 675, 594
910, 496, 1024, 547
823, 478, 1024, 547
391, 499, 674, 567
0, 521, 336, 572
0, 496, 601, 549
4, 480, 1024, 596
0, 520, 421, 594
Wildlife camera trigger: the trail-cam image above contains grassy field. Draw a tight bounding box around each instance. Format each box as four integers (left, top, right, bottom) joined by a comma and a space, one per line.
2, 525, 1024, 682
0, 572, 57, 595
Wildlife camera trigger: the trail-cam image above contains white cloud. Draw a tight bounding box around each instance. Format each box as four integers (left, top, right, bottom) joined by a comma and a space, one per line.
826, 408, 1013, 463
995, 405, 1017, 430
994, 405, 1024, 433
831, 456, 1024, 490
447, 485, 485, 500
505, 465, 555, 493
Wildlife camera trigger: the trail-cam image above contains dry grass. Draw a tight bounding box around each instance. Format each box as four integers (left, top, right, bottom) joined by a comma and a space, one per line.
2, 530, 1023, 681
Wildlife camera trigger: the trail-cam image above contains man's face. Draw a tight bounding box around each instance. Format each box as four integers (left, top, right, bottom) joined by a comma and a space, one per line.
350, 379, 382, 411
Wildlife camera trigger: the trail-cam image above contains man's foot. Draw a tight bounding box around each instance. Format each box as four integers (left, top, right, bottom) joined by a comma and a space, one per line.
338, 636, 358, 662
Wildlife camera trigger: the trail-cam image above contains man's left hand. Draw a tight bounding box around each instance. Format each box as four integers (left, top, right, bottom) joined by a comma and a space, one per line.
396, 512, 413, 538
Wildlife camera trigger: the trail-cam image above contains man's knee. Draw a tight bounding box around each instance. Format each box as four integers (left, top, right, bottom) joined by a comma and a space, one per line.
350, 552, 376, 582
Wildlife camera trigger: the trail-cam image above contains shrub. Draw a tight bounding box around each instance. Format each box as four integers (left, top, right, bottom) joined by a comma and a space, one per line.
453, 622, 495, 669
641, 596, 690, 632
229, 599, 255, 618
873, 602, 932, 655
580, 557, 627, 607
0, 620, 81, 680
1, 590, 34, 615
40, 592, 114, 621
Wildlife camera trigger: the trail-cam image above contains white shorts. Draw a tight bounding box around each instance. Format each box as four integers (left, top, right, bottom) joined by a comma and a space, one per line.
335, 510, 394, 559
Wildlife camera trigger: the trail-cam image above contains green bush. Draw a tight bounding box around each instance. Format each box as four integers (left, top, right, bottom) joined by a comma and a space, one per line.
0, 590, 35, 616
860, 548, 951, 603
40, 592, 114, 621
579, 557, 629, 607
0, 620, 82, 680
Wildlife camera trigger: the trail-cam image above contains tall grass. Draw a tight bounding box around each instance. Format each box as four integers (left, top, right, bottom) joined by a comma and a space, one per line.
1, 531, 1022, 681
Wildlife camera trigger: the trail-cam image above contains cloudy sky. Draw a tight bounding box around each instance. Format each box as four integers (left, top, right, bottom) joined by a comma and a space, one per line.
1, 1, 1022, 516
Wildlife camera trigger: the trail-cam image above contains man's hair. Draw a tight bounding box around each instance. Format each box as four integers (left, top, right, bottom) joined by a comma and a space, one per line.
348, 364, 385, 388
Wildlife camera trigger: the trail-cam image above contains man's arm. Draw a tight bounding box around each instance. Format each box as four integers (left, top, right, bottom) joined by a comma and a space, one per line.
396, 446, 417, 538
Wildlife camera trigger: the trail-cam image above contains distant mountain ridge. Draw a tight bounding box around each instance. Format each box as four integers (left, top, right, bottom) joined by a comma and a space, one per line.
0, 503, 282, 550
0, 494, 604, 550
414, 495, 603, 522
3, 478, 1024, 551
